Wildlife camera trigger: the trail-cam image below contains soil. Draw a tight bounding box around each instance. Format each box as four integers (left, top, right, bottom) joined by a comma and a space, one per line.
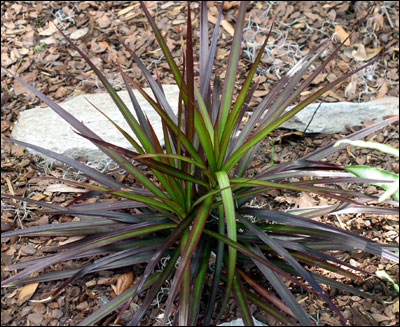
1, 1, 399, 326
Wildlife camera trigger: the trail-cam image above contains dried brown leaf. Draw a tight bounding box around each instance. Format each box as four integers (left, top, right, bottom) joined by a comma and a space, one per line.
17, 282, 39, 305
113, 271, 134, 296
376, 81, 389, 99
223, 2, 239, 11
370, 313, 390, 322
221, 20, 235, 36
98, 14, 112, 29
334, 25, 350, 45
296, 192, 317, 208
311, 73, 327, 85
30, 193, 46, 201
38, 23, 58, 36
351, 44, 382, 61
345, 81, 357, 98
70, 28, 89, 41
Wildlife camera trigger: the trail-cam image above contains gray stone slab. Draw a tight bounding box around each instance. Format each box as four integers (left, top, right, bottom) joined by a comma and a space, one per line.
217, 317, 268, 326
11, 85, 398, 163
279, 97, 398, 133
11, 85, 179, 162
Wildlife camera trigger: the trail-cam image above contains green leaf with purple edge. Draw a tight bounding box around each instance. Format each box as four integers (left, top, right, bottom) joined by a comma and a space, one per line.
163, 194, 214, 324
237, 214, 347, 324
1, 221, 176, 287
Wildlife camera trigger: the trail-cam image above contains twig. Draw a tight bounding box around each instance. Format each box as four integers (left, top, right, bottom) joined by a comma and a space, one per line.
382, 6, 394, 29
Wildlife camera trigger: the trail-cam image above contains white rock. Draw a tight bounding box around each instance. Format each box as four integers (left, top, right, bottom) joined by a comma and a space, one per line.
12, 85, 398, 163
11, 84, 179, 162
217, 317, 268, 326
280, 99, 398, 133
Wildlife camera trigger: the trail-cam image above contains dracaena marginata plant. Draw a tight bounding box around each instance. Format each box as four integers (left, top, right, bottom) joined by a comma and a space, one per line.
2, 2, 399, 326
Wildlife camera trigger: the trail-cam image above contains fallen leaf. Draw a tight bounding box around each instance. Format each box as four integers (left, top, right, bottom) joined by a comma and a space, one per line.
118, 4, 139, 16
98, 14, 112, 29
370, 313, 390, 322
392, 299, 399, 314
220, 19, 235, 35
311, 73, 327, 85
369, 96, 399, 105
351, 44, 382, 61
31, 193, 46, 201
350, 307, 374, 326
58, 236, 85, 246
39, 23, 58, 36
113, 271, 134, 296
70, 27, 89, 40
208, 15, 235, 36
376, 81, 388, 98
334, 25, 350, 45
296, 192, 317, 208
372, 13, 384, 31
345, 81, 357, 97
18, 282, 39, 305
223, 2, 239, 10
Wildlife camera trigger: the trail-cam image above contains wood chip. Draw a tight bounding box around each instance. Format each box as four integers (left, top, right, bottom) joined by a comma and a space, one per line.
334, 25, 350, 45
70, 27, 89, 40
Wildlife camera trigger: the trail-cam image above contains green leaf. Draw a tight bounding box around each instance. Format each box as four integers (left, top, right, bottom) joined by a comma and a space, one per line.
1, 222, 176, 287
376, 270, 399, 293
344, 165, 399, 201
379, 177, 399, 202
334, 139, 399, 157
223, 57, 382, 172
129, 248, 180, 325
219, 28, 273, 168
193, 83, 214, 144
190, 239, 211, 325
215, 171, 237, 316
232, 272, 254, 326
216, 2, 248, 140
163, 194, 214, 324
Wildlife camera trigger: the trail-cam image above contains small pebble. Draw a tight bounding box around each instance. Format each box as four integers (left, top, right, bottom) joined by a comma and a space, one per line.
99, 295, 109, 306
52, 309, 63, 319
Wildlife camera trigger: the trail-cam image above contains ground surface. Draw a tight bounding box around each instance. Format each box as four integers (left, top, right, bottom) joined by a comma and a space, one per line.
1, 1, 399, 326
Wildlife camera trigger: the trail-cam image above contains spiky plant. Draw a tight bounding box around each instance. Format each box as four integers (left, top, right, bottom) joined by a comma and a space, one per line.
2, 2, 398, 326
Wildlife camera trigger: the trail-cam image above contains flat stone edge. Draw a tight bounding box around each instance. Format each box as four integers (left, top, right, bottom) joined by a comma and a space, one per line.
11, 93, 399, 164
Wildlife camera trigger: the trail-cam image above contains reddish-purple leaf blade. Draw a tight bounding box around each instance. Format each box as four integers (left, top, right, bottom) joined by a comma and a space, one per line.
237, 214, 346, 324
239, 208, 398, 263
1, 221, 175, 287
302, 116, 399, 161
